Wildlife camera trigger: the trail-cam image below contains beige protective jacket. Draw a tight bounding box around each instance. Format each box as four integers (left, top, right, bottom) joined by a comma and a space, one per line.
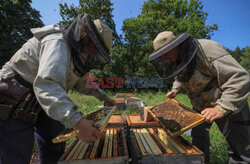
172, 39, 250, 115
0, 25, 108, 128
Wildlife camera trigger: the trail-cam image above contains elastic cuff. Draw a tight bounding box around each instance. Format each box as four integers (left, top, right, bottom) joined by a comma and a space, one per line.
64, 112, 83, 129
215, 105, 231, 116
172, 89, 180, 94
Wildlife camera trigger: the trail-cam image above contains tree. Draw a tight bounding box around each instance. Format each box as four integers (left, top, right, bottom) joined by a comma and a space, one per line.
112, 0, 218, 79
59, 0, 120, 43
226, 46, 243, 63
0, 0, 44, 67
240, 46, 250, 73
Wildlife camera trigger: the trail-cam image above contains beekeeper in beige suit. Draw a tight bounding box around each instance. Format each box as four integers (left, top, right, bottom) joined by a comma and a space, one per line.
0, 13, 115, 164
149, 31, 250, 164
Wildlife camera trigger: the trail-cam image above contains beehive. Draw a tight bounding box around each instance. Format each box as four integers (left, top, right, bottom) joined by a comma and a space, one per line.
58, 128, 128, 164
106, 114, 127, 128
126, 114, 159, 128
115, 93, 134, 98
126, 98, 142, 110
129, 128, 204, 164
114, 98, 126, 110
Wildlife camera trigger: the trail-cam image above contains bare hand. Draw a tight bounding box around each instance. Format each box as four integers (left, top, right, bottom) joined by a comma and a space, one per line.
104, 97, 116, 106
166, 90, 177, 99
73, 119, 102, 144
201, 108, 225, 123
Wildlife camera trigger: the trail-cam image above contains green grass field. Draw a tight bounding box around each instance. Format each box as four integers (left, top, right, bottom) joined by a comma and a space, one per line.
67, 90, 238, 164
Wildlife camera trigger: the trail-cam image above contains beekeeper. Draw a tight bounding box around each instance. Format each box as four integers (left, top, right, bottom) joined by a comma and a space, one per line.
149, 31, 250, 164
0, 13, 115, 164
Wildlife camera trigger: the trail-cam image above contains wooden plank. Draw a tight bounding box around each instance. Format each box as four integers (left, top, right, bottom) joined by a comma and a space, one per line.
140, 129, 162, 155
89, 139, 100, 159
133, 129, 147, 156
59, 139, 77, 160
72, 141, 85, 160
102, 130, 110, 158
77, 143, 89, 159
121, 128, 128, 156
157, 128, 185, 154
174, 136, 195, 154
99, 107, 117, 132
126, 114, 159, 127
65, 139, 81, 160
108, 129, 113, 157
137, 129, 153, 155
143, 106, 154, 122
147, 128, 173, 154
113, 129, 118, 157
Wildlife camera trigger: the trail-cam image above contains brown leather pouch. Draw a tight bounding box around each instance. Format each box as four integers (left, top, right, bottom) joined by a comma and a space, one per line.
0, 78, 30, 120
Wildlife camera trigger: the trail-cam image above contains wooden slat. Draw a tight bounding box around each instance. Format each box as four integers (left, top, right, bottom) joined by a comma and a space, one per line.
89, 139, 100, 159
108, 129, 113, 157
59, 139, 77, 160
99, 107, 117, 131
72, 141, 85, 160
121, 129, 128, 156
137, 129, 153, 155
78, 143, 89, 159
102, 130, 110, 157
147, 128, 173, 154
157, 128, 185, 154
65, 139, 81, 160
133, 129, 147, 156
174, 136, 195, 154
140, 129, 162, 155
113, 129, 118, 157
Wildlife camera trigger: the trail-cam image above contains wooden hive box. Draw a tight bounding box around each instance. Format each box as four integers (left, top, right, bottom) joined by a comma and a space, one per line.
149, 99, 205, 137
114, 98, 126, 110
126, 98, 142, 110
58, 128, 129, 164
129, 128, 204, 164
115, 93, 134, 98
126, 114, 159, 128
106, 114, 127, 128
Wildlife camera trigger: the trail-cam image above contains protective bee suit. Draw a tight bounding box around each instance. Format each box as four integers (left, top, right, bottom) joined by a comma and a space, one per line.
149, 31, 250, 164
0, 13, 113, 164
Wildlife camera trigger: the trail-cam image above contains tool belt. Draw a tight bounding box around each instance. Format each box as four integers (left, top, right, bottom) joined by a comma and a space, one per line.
0, 74, 42, 122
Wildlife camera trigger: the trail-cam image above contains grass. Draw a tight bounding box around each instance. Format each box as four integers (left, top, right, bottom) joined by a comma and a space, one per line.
67, 90, 235, 163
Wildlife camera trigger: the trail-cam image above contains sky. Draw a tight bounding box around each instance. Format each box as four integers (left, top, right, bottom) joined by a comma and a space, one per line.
31, 0, 250, 50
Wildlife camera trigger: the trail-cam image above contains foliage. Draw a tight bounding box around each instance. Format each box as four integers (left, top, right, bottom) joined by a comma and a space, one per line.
107, 0, 218, 84
240, 46, 250, 72
226, 46, 243, 63
226, 46, 250, 72
59, 0, 120, 43
0, 0, 44, 67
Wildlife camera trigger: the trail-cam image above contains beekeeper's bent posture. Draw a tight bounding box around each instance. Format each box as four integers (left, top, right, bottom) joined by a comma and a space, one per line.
149, 31, 250, 164
0, 13, 115, 164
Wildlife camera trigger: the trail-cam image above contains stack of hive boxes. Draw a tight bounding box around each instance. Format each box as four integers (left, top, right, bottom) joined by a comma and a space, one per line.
59, 111, 204, 164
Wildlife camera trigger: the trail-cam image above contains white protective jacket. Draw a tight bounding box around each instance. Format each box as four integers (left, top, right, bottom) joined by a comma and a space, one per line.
0, 25, 108, 128
172, 39, 250, 116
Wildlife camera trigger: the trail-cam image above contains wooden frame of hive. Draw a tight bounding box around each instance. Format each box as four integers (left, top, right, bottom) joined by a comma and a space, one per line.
149, 99, 205, 137
58, 128, 128, 164
52, 106, 117, 143
129, 127, 204, 164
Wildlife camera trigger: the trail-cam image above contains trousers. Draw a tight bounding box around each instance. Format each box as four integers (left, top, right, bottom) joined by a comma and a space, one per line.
191, 103, 250, 164
0, 111, 65, 164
